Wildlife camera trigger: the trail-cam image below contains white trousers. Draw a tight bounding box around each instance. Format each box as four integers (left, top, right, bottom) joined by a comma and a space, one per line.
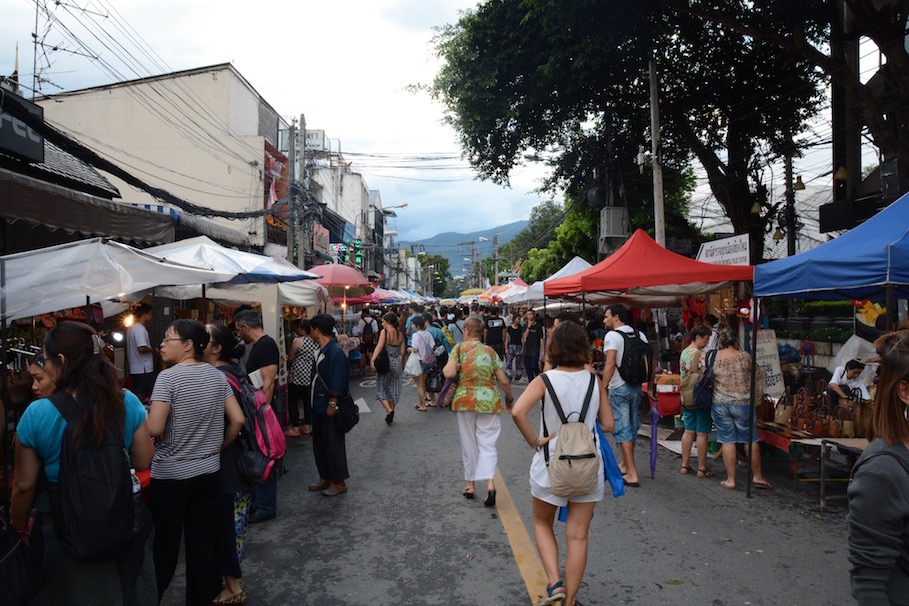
457, 411, 501, 482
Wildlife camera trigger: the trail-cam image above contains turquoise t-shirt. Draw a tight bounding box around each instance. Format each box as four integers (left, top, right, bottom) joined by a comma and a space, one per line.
16, 390, 147, 483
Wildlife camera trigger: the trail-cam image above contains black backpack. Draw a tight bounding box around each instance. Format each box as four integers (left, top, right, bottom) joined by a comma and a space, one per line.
616, 330, 653, 385
361, 318, 375, 345
48, 391, 134, 560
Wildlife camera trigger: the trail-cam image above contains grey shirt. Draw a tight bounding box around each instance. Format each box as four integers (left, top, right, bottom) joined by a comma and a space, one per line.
848, 439, 909, 605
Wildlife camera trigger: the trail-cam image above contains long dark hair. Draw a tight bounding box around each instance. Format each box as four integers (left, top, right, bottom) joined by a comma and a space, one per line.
44, 321, 125, 446
870, 329, 909, 444
207, 322, 245, 362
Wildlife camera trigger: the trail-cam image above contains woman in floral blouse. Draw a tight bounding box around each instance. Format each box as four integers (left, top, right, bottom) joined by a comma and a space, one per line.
711, 327, 771, 490
442, 316, 514, 506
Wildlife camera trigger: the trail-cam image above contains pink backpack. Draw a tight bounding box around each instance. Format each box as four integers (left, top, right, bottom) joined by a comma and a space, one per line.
224, 373, 286, 484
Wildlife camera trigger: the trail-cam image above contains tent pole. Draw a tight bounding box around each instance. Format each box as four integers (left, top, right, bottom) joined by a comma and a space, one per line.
85, 295, 91, 325
746, 297, 761, 499
886, 284, 896, 331
1, 258, 9, 507
202, 284, 207, 323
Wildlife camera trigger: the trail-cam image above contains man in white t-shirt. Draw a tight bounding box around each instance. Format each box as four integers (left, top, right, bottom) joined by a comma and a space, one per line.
602, 304, 647, 487
126, 303, 156, 402
356, 310, 379, 376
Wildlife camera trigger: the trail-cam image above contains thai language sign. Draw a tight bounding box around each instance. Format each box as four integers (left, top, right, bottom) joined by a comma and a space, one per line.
696, 234, 750, 266
755, 329, 785, 399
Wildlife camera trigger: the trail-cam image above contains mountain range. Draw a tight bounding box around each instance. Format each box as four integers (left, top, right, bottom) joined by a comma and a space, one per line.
398, 220, 528, 277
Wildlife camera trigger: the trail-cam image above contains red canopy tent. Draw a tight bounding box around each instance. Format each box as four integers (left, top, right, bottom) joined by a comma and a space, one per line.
544, 229, 753, 300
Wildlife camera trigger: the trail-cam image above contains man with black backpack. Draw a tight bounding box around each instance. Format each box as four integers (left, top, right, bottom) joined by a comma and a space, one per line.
602, 304, 652, 487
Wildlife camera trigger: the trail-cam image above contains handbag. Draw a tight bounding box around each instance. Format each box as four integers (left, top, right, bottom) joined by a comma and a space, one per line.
774, 387, 794, 425
438, 344, 460, 408
757, 394, 776, 423
692, 350, 716, 410
316, 374, 359, 433
373, 331, 391, 374
426, 367, 444, 393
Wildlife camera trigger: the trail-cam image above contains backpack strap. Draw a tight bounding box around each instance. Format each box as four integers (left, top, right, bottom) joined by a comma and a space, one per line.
540, 373, 596, 466
49, 390, 81, 424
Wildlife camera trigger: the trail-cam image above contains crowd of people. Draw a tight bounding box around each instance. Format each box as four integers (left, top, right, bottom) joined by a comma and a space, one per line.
7, 309, 352, 606
11, 293, 907, 606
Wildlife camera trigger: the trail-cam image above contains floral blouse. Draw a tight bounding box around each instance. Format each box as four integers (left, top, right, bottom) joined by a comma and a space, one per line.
712, 351, 765, 405
451, 340, 505, 415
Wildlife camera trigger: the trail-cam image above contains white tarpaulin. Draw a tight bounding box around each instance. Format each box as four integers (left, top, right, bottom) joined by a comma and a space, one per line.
0, 238, 236, 322
145, 236, 319, 284
154, 281, 328, 309
504, 256, 593, 305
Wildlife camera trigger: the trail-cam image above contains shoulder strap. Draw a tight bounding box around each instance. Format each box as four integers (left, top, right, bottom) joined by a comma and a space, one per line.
541, 374, 568, 424
49, 390, 80, 423
704, 349, 717, 370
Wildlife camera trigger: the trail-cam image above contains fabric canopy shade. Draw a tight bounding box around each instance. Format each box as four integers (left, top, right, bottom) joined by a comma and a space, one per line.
305, 263, 373, 298
754, 193, 909, 299
0, 238, 236, 322
544, 229, 753, 298
146, 236, 318, 284
506, 257, 592, 305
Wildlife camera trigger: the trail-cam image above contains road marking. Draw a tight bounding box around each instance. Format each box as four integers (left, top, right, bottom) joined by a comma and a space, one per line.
359, 378, 377, 388
354, 397, 370, 413
494, 468, 548, 605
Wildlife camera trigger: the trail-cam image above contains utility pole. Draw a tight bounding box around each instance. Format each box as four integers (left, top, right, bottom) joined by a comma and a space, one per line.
493, 233, 499, 285
784, 155, 797, 258
297, 114, 306, 268
286, 118, 297, 266
649, 56, 666, 248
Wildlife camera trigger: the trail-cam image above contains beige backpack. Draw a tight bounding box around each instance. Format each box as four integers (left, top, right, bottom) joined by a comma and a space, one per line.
541, 373, 598, 497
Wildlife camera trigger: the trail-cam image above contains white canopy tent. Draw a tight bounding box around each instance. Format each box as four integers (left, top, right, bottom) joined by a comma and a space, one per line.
0, 238, 236, 323
502, 256, 593, 306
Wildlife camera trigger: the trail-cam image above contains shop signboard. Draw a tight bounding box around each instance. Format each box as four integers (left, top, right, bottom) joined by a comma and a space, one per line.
755, 329, 785, 399
696, 234, 750, 266
0, 90, 44, 163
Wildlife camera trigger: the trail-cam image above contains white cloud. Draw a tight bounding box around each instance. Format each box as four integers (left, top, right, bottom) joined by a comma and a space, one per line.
1, 0, 549, 241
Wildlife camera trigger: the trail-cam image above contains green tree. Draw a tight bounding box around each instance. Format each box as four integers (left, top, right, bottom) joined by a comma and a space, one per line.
431, 0, 824, 262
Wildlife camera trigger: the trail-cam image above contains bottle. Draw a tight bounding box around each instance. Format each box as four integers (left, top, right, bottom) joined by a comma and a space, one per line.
130, 468, 142, 534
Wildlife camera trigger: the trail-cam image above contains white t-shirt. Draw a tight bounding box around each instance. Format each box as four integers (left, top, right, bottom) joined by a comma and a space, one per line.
603, 325, 649, 390
357, 317, 378, 339
829, 366, 870, 399
126, 322, 154, 374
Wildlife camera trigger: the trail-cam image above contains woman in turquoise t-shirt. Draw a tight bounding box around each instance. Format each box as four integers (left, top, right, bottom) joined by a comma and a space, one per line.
11, 321, 154, 605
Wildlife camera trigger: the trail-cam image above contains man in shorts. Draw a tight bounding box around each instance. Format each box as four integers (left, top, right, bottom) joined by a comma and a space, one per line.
602, 304, 646, 487
357, 310, 379, 376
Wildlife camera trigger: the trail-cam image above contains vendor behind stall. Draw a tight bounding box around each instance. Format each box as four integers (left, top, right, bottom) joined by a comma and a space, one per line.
828, 360, 870, 405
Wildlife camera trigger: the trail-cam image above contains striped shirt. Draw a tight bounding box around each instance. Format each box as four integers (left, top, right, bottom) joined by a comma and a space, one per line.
150, 363, 232, 480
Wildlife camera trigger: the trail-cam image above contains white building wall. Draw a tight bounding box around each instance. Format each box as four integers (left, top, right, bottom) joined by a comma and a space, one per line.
36, 66, 283, 246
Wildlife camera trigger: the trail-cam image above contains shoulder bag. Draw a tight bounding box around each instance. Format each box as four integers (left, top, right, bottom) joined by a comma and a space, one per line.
679, 349, 703, 410
373, 330, 391, 374
438, 343, 460, 408
693, 350, 717, 410
316, 373, 359, 433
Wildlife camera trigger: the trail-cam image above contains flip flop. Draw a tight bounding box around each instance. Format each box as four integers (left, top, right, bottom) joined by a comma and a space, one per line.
623, 479, 640, 487
680, 466, 695, 475
752, 480, 773, 490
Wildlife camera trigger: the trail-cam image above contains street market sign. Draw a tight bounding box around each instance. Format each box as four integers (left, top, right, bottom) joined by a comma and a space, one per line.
696, 234, 750, 266
755, 329, 785, 399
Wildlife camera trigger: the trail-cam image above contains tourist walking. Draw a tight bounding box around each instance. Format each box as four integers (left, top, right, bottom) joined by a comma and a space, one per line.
442, 316, 513, 504
679, 324, 713, 477
371, 312, 406, 424
523, 310, 545, 383
409, 316, 437, 410
504, 313, 524, 382
511, 321, 614, 606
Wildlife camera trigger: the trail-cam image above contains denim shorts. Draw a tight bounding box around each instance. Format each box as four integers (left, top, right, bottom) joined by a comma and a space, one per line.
609, 383, 642, 443
711, 403, 758, 444
682, 407, 712, 434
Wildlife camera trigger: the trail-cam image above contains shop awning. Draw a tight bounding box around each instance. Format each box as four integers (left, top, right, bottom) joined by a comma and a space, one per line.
0, 166, 174, 245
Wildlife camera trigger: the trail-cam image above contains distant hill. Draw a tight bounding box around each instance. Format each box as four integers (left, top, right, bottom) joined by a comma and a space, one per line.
398, 220, 528, 276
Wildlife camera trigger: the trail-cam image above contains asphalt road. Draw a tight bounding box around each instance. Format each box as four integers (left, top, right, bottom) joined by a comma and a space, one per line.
161, 373, 854, 605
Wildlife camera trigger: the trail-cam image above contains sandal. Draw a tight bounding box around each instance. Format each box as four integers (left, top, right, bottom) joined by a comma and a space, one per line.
680, 465, 695, 475
537, 579, 565, 605
752, 480, 773, 490
697, 468, 714, 478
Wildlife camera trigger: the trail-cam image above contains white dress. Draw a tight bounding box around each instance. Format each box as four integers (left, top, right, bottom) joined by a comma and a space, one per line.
529, 369, 605, 506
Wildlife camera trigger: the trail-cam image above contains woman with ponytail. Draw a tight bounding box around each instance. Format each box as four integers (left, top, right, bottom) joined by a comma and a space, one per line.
11, 321, 155, 604
147, 319, 245, 605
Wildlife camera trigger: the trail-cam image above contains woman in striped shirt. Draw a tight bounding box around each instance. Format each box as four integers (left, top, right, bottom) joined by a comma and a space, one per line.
148, 319, 245, 605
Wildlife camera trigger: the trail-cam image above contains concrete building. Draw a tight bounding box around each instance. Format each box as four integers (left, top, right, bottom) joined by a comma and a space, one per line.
35, 63, 287, 248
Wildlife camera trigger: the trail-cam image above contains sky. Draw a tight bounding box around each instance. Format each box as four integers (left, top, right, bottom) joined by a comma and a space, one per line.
1, 0, 550, 242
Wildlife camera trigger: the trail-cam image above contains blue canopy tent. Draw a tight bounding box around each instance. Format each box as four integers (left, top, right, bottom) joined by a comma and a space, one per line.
754, 194, 909, 301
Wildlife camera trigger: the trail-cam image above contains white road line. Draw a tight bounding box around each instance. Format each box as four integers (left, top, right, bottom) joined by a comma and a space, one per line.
354, 397, 371, 413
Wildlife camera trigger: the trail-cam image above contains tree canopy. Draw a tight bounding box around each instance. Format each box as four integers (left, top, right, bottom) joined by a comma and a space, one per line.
431, 0, 826, 262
